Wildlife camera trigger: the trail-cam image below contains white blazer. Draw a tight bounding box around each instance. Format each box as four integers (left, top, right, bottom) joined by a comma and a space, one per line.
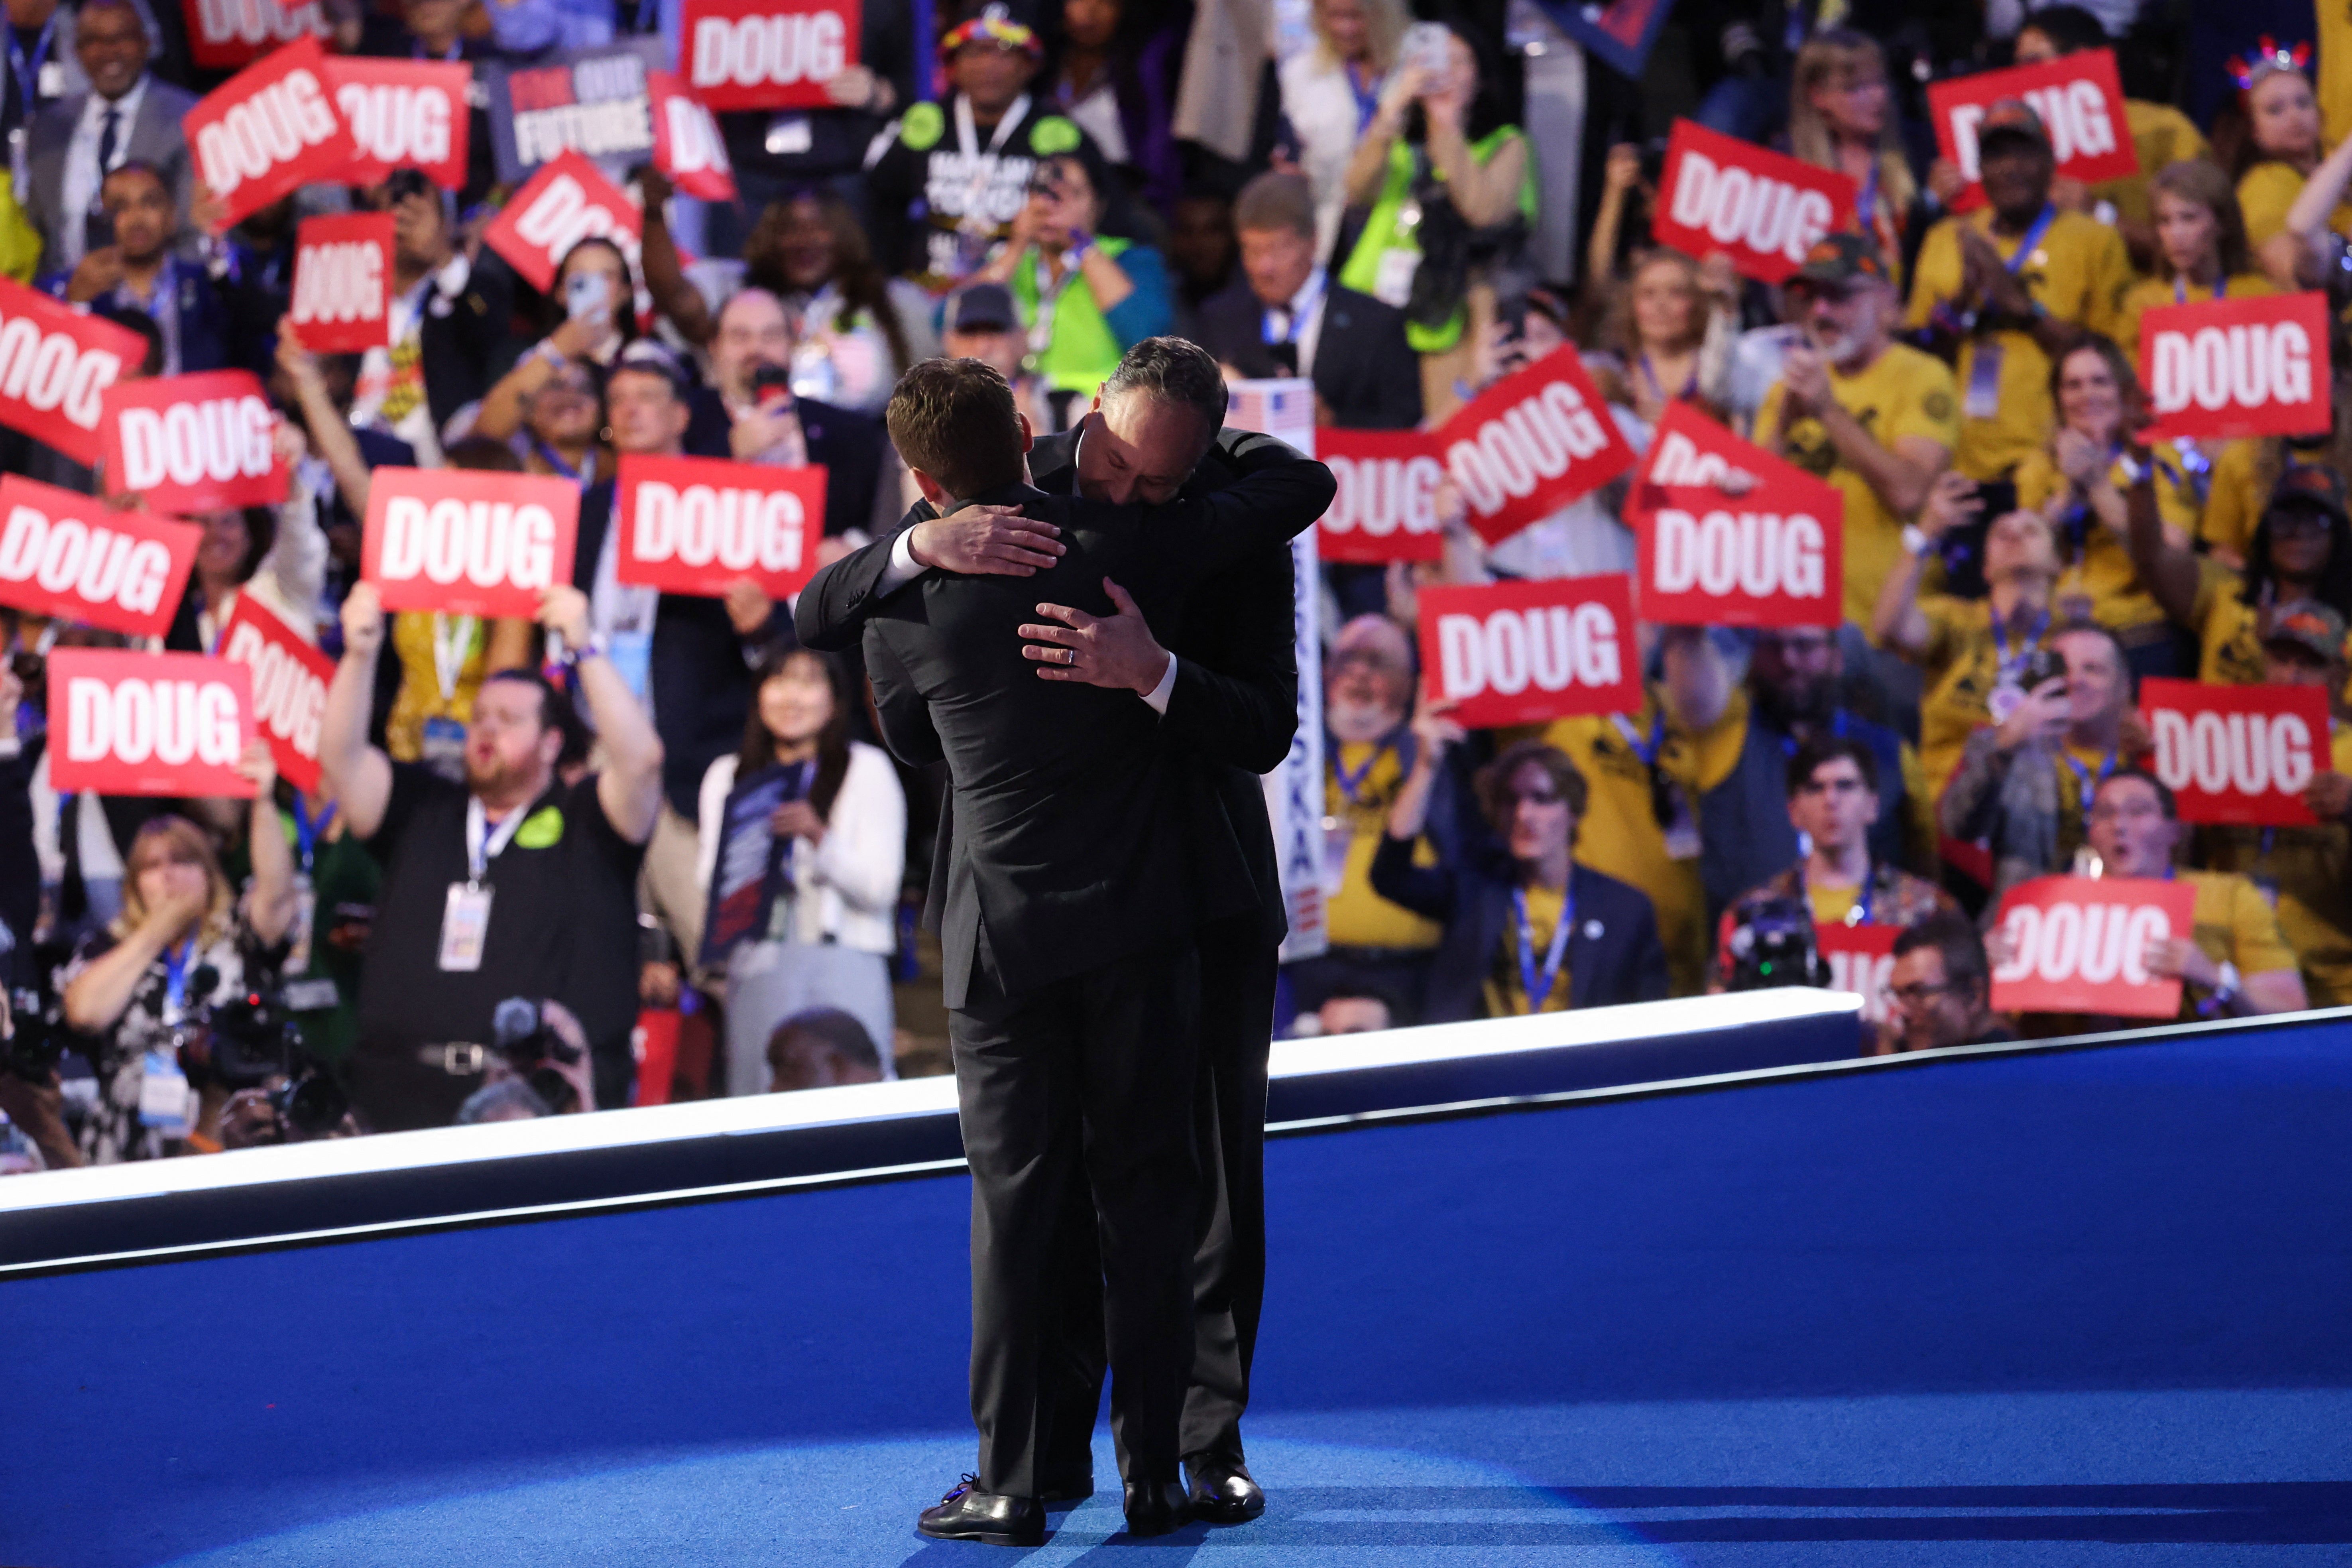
1279, 49, 1387, 262
696, 741, 906, 956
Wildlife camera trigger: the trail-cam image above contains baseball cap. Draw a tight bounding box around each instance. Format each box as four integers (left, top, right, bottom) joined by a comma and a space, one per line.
2261, 599, 2348, 664
1788, 230, 1892, 289
1977, 97, 2051, 155
2267, 463, 2350, 525
944, 282, 1020, 334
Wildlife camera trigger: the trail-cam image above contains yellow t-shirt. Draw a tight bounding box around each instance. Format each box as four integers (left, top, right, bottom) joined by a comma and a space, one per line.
1912, 593, 2064, 801
1904, 208, 2132, 481
385, 612, 490, 765
2187, 557, 2271, 687
2195, 436, 2267, 561
2201, 725, 2352, 1007
2012, 442, 2198, 641
2238, 159, 2352, 250
2097, 101, 2211, 242
1483, 882, 1572, 1017
2116, 271, 2276, 365
1534, 691, 1736, 998
1760, 342, 1961, 628
1323, 739, 1443, 950
1807, 883, 1861, 928
2180, 868, 2300, 1019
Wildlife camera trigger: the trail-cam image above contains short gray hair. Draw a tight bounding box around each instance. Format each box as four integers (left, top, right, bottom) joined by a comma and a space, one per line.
1100, 336, 1227, 443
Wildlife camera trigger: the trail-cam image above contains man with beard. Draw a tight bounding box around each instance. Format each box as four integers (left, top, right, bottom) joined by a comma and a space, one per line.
319, 581, 666, 1131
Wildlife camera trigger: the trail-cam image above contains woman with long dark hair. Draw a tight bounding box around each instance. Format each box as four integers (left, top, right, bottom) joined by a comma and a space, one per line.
470, 237, 641, 443
743, 189, 940, 413
695, 647, 906, 1094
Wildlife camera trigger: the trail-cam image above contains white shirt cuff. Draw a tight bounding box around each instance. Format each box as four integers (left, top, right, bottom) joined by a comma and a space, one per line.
1139, 654, 1179, 716
875, 526, 928, 595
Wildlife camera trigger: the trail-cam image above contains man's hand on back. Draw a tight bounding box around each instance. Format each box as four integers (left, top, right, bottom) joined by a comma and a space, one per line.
1020, 578, 1171, 696
911, 507, 1066, 576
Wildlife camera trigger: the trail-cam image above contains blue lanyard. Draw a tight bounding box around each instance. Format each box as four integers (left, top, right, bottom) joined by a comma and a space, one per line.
1638, 351, 1697, 405
1346, 61, 1380, 134
2065, 747, 2117, 805
161, 939, 194, 1015
2, 12, 56, 119
1999, 204, 2057, 277
1330, 736, 1396, 807
1620, 708, 1666, 768
292, 797, 335, 874
1263, 271, 1324, 346
533, 438, 595, 487
1779, 710, 1852, 757
2174, 276, 2225, 304
1512, 885, 1575, 1011
1856, 161, 1879, 229
1991, 604, 2049, 681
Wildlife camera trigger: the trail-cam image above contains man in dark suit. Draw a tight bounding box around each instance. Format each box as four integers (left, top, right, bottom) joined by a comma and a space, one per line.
822, 358, 1330, 1545
18, 0, 197, 274
797, 340, 1294, 1523
1192, 170, 1423, 431
40, 163, 275, 378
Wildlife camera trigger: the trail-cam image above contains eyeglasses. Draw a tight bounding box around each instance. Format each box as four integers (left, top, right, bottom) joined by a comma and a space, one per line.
1886, 980, 1957, 1007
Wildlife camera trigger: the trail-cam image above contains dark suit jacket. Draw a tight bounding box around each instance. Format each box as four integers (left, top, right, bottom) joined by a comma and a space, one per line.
38, 254, 274, 377
417, 252, 518, 436
1370, 834, 1671, 1023
683, 390, 885, 541
837, 444, 1333, 1006
575, 477, 794, 819
1193, 277, 1424, 431
20, 75, 202, 266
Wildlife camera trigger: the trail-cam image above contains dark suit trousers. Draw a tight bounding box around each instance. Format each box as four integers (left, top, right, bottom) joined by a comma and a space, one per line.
1042, 909, 1276, 1475
952, 937, 1204, 1495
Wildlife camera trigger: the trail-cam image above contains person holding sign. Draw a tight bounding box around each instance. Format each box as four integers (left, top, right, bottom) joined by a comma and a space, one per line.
2073, 769, 2306, 1021
59, 760, 297, 1164
320, 580, 665, 1132
2114, 161, 2272, 364
2199, 602, 2352, 1006
1904, 98, 2131, 483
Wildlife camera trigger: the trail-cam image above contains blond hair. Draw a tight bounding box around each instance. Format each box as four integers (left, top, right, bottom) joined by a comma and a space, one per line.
1788, 31, 1917, 242
114, 815, 235, 950
1311, 0, 1408, 75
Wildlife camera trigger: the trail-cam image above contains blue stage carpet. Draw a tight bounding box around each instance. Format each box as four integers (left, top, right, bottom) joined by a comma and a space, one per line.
6, 1026, 2350, 1564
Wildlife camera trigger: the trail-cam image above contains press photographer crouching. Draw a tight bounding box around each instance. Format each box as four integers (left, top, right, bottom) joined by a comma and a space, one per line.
320, 582, 665, 1132
57, 754, 299, 1163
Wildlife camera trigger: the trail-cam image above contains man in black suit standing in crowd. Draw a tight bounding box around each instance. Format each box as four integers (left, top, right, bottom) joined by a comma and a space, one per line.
1194, 170, 1424, 431
798, 339, 1294, 1525
818, 358, 1329, 1545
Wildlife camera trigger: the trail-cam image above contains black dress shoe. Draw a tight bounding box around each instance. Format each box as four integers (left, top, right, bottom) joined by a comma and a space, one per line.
1184, 1454, 1265, 1524
1122, 1478, 1193, 1537
916, 1475, 1044, 1546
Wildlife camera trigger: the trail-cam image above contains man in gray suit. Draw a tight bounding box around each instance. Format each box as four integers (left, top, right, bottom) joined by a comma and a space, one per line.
19, 0, 196, 274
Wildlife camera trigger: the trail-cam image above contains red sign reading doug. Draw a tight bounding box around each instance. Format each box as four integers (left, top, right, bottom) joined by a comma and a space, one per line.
1928, 50, 2136, 211
324, 57, 472, 190
648, 71, 738, 201
187, 37, 359, 229
0, 476, 199, 638
1434, 347, 1634, 548
100, 371, 287, 514
682, 0, 860, 110
47, 649, 256, 799
0, 277, 146, 467
1416, 575, 1642, 729
481, 150, 645, 295
1652, 120, 1855, 284
2144, 678, 2334, 827
182, 0, 330, 72
290, 214, 395, 354
1315, 428, 1446, 565
2138, 292, 2330, 442
362, 468, 580, 619
616, 455, 826, 599
219, 594, 334, 793
1988, 874, 2197, 1018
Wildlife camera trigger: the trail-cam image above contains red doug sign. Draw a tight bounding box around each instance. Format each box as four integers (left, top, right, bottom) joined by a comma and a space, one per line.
1816, 922, 1899, 1027
47, 649, 256, 799
1435, 346, 1634, 547
290, 214, 395, 354
1988, 874, 2197, 1018
1316, 428, 1445, 564
0, 276, 146, 466
1416, 575, 1642, 728
2138, 292, 2329, 442
481, 151, 644, 295
1927, 50, 2136, 210
324, 57, 472, 190
0, 476, 199, 637
182, 0, 330, 72
1652, 119, 1855, 283
682, 0, 861, 110
362, 468, 580, 618
101, 371, 286, 513
2144, 678, 2333, 826
1627, 403, 1843, 625
649, 71, 738, 201
187, 37, 359, 229
218, 593, 334, 793
615, 455, 827, 598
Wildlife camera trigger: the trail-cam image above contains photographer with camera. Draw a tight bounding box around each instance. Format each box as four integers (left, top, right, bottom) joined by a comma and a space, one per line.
1709, 737, 1955, 1004
57, 746, 297, 1163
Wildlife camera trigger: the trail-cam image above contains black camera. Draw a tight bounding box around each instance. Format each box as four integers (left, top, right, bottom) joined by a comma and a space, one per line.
2016, 645, 2067, 695
749, 360, 794, 410
179, 969, 349, 1138
1725, 897, 1829, 991
3, 986, 69, 1082
491, 996, 584, 1115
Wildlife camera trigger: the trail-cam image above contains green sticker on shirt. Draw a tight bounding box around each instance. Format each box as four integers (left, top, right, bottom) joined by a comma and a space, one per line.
515, 806, 564, 850
1029, 115, 1081, 155
900, 102, 945, 151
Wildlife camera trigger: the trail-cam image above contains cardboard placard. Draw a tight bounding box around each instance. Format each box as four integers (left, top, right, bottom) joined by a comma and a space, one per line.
1416, 575, 1643, 728
100, 371, 287, 513
289, 213, 395, 354
1315, 427, 1446, 564
182, 0, 330, 72
1927, 50, 2137, 212
47, 649, 256, 799
185, 36, 359, 229
1434, 346, 1636, 547
216, 593, 332, 794
0, 277, 147, 467
2138, 291, 2330, 442
614, 454, 827, 599
2144, 678, 2334, 826
680, 0, 861, 110
1636, 480, 1843, 627
483, 37, 665, 185
1652, 119, 1856, 284
1626, 401, 1821, 522
1816, 921, 1900, 1027
1988, 874, 2197, 1018
361, 468, 580, 619
0, 476, 201, 637
323, 57, 473, 191
479, 150, 646, 296
648, 71, 738, 201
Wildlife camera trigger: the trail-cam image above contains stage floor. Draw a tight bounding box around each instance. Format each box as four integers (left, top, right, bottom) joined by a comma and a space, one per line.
8, 1023, 2350, 1565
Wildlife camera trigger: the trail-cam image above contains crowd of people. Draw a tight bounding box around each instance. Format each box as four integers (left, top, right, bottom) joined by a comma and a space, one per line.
0, 0, 2348, 1173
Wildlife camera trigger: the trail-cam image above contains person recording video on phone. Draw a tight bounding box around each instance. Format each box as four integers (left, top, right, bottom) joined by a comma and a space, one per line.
470, 237, 639, 450
702, 288, 888, 541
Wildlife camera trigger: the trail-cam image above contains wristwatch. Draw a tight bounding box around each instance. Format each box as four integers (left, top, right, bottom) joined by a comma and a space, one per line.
559, 631, 609, 667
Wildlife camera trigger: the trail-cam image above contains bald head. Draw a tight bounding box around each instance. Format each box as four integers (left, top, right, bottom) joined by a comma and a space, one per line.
713, 287, 793, 405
